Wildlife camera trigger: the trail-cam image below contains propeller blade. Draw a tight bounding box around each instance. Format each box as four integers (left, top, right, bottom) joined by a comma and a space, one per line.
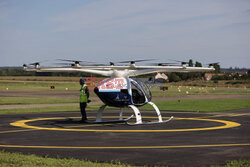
28, 60, 51, 66
167, 59, 188, 63
56, 59, 94, 64
56, 59, 82, 62
29, 62, 40, 66
167, 59, 190, 65
55, 62, 108, 66
118, 59, 155, 64
148, 63, 178, 66
206, 62, 220, 66
54, 63, 74, 66
89, 63, 107, 66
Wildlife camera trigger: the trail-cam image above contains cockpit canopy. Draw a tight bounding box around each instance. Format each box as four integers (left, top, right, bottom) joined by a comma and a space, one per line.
94, 77, 152, 107
130, 78, 152, 106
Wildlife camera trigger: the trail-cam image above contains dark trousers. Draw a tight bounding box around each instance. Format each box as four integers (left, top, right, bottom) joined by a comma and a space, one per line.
80, 102, 87, 121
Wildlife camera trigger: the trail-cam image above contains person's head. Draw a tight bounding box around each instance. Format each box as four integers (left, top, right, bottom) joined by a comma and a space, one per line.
80, 78, 85, 85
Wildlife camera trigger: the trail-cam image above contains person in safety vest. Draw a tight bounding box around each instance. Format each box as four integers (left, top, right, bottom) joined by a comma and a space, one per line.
79, 78, 89, 122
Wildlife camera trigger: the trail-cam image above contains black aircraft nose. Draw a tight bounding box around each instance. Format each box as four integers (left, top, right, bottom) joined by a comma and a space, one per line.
94, 87, 99, 94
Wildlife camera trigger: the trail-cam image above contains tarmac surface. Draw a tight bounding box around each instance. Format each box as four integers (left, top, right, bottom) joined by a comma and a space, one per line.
0, 109, 250, 166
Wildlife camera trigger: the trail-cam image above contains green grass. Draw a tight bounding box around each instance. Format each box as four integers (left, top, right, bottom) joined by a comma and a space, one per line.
0, 76, 82, 81
151, 85, 250, 97
168, 80, 250, 88
0, 105, 102, 115
1, 99, 249, 115
0, 97, 78, 105
1, 77, 249, 94
0, 151, 132, 167
0, 151, 249, 167
0, 106, 79, 115
144, 99, 250, 112
211, 159, 250, 167
0, 81, 80, 91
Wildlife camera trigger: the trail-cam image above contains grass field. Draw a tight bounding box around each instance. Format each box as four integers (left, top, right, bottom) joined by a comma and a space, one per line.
0, 76, 249, 115
0, 76, 250, 167
1, 76, 249, 95
211, 159, 250, 167
1, 99, 249, 115
141, 99, 250, 112
0, 151, 249, 167
0, 97, 78, 105
0, 80, 80, 91
0, 151, 131, 167
152, 86, 250, 96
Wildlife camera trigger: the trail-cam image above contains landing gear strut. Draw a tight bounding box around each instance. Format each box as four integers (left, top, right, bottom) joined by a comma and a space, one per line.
128, 102, 173, 125
87, 102, 173, 125
86, 105, 133, 124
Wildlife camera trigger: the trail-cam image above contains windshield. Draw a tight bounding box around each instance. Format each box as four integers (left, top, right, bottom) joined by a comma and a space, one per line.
137, 79, 152, 101
131, 81, 145, 105
131, 79, 152, 105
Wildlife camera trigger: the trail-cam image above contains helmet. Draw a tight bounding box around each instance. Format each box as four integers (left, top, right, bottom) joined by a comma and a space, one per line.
80, 78, 85, 83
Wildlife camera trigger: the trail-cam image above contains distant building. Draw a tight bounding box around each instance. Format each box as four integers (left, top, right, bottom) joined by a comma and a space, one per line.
154, 73, 168, 82
231, 72, 247, 77
204, 73, 224, 80
205, 72, 248, 81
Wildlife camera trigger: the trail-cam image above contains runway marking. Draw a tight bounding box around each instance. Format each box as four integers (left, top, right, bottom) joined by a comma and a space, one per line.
195, 113, 250, 119
66, 123, 123, 128
10, 116, 241, 133
0, 143, 249, 149
0, 129, 37, 134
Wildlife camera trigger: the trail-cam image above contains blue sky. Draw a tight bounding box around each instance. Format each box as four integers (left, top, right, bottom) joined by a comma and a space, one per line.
0, 0, 250, 68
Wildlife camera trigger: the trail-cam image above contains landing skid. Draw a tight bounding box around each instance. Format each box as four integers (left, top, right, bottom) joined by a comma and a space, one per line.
86, 115, 133, 124
89, 102, 173, 125
127, 116, 173, 125
128, 102, 174, 125
89, 105, 133, 124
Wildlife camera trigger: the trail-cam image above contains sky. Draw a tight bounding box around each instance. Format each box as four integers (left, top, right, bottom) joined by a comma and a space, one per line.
0, 0, 250, 68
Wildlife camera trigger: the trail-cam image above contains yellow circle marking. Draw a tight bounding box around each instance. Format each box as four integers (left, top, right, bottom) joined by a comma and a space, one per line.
10, 116, 241, 133
0, 129, 37, 134
0, 143, 249, 149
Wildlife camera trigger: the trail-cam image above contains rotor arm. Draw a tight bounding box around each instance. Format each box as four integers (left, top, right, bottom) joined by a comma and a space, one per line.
25, 67, 112, 76
127, 65, 215, 77
22, 61, 215, 77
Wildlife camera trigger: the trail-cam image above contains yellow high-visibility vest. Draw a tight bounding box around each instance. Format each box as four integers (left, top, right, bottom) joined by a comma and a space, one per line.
80, 84, 88, 103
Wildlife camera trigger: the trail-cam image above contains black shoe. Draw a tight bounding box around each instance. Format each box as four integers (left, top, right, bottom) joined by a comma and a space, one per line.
81, 119, 88, 123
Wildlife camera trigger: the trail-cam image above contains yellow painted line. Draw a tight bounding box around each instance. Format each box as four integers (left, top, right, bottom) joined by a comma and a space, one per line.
0, 129, 37, 134
229, 113, 250, 117
66, 123, 123, 128
10, 116, 241, 133
195, 115, 233, 119
0, 143, 249, 149
195, 113, 250, 119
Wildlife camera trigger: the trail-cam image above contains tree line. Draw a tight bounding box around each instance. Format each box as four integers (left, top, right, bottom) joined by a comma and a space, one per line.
1, 60, 249, 82
168, 59, 221, 82
0, 68, 96, 77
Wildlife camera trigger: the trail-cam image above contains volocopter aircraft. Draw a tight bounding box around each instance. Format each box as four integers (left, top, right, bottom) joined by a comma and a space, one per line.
23, 59, 215, 125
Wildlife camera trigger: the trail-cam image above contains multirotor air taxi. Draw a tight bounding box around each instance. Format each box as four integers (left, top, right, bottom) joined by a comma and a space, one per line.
23, 59, 215, 125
